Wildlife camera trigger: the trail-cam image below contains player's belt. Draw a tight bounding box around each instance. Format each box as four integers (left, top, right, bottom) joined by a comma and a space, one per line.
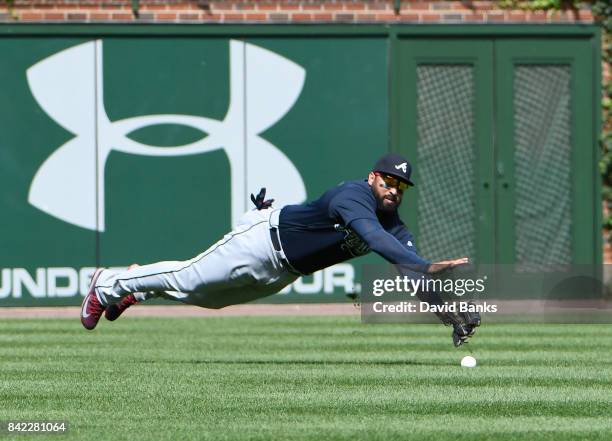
269, 227, 302, 276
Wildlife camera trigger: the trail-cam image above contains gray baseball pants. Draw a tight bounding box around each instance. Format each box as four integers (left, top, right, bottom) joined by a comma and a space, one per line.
94, 209, 298, 309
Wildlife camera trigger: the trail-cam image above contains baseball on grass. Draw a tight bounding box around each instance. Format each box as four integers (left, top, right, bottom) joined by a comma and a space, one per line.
461, 355, 477, 368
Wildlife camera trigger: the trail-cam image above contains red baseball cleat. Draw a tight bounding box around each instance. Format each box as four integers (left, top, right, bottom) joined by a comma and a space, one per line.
104, 294, 139, 321
80, 268, 105, 330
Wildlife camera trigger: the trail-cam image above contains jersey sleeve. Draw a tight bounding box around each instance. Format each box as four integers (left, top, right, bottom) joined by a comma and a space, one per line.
328, 186, 378, 226
384, 214, 420, 255
350, 218, 431, 272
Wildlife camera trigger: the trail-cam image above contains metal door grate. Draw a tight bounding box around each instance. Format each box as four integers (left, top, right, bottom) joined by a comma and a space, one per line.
514, 65, 572, 265
416, 65, 476, 261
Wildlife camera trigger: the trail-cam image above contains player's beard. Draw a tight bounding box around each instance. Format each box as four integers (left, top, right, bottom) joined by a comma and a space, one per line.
370, 180, 402, 212
377, 194, 400, 212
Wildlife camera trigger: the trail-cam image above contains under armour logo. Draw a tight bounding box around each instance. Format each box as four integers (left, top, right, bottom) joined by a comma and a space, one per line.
26, 40, 306, 231
394, 162, 407, 173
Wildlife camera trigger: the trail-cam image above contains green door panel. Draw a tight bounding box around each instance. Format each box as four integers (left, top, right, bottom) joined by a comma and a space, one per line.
396, 39, 495, 263
495, 39, 596, 265
397, 37, 597, 267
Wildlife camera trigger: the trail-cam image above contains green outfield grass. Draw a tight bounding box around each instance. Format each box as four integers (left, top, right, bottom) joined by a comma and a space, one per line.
1, 316, 612, 440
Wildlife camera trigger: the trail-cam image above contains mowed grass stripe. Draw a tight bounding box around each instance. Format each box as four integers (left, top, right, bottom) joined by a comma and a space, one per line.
0, 316, 611, 440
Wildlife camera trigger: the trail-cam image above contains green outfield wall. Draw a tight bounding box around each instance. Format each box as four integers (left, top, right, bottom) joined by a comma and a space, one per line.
0, 25, 602, 306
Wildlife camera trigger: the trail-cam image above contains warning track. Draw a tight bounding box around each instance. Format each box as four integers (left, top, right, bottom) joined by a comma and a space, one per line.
0, 303, 359, 318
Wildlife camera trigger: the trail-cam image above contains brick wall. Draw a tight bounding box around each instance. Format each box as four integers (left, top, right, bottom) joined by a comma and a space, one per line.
0, 0, 596, 23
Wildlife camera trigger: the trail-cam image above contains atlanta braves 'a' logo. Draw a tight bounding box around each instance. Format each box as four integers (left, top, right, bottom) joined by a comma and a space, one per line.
394, 162, 407, 173
26, 40, 307, 232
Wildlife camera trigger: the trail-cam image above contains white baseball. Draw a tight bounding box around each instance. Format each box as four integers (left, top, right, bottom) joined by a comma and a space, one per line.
461, 355, 477, 368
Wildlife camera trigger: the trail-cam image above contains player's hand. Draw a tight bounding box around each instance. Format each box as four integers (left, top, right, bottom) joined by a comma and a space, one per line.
431, 302, 481, 347
452, 322, 478, 347
250, 188, 274, 210
433, 306, 480, 347
428, 257, 469, 274
453, 304, 481, 347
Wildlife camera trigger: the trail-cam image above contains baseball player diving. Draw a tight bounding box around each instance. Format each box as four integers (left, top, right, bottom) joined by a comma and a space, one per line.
81, 153, 480, 346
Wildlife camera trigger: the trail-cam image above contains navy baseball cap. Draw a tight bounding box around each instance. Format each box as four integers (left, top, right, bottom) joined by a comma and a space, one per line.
373, 153, 415, 186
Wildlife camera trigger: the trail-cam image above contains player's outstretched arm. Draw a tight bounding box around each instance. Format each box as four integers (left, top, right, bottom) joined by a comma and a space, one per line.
350, 218, 431, 272
350, 219, 479, 346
